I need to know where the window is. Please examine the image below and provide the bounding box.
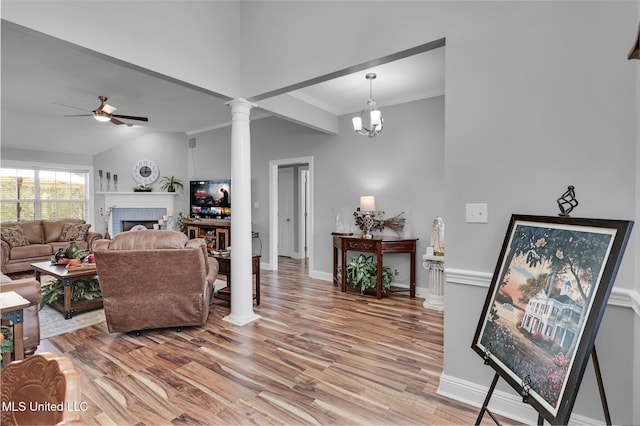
[1,167,90,222]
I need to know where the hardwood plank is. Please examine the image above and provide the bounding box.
[34,257,523,425]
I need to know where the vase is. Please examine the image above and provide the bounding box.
[65,241,81,259]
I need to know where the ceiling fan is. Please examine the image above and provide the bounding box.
[61,96,149,126]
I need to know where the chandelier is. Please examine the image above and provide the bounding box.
[352,73,383,138]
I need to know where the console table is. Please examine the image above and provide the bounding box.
[185,219,231,251]
[333,235,418,299]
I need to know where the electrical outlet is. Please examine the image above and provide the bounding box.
[466,203,488,223]
[394,269,399,276]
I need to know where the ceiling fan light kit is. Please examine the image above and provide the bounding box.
[352,73,384,138]
[93,111,111,122]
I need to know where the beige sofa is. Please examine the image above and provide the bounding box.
[0,219,102,274]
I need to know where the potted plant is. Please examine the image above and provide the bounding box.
[1,325,13,361]
[159,176,184,193]
[344,254,392,293]
[176,212,188,234]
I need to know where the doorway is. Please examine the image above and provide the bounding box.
[268,156,314,272]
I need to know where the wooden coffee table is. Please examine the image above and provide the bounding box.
[31,261,103,319]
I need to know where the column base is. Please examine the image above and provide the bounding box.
[223,312,261,326]
[423,295,444,311]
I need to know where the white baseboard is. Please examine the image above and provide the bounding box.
[311,269,332,282]
[438,373,600,425]
[309,271,430,300]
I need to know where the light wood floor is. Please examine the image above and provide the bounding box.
[36,257,517,425]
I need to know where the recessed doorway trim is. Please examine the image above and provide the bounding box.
[268,156,314,272]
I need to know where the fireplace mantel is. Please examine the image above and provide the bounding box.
[97,192,178,236]
[98,192,177,211]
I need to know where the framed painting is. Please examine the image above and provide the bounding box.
[471,214,633,424]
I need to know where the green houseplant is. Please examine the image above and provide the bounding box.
[176,211,188,234]
[39,277,102,310]
[41,248,100,309]
[159,176,184,192]
[1,325,13,361]
[344,254,392,293]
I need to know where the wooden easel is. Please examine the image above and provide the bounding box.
[475,346,611,426]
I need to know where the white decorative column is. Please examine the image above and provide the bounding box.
[223,98,260,326]
[422,254,445,311]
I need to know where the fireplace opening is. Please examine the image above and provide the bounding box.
[121,220,158,232]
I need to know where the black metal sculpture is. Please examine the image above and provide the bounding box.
[557,185,578,217]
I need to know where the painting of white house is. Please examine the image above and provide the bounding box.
[474,218,620,416]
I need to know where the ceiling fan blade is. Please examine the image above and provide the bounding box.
[110,118,126,125]
[53,102,91,112]
[64,114,93,117]
[111,114,148,122]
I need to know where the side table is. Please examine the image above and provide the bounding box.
[0,291,30,364]
[213,255,261,305]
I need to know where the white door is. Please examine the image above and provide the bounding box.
[278,167,294,257]
[299,169,310,259]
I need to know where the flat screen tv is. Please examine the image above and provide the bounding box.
[189,179,231,219]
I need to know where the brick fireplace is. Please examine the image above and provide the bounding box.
[101,192,177,237]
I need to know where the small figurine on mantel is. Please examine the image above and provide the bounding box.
[431,216,445,256]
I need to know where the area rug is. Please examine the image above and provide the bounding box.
[40,305,105,339]
[39,278,227,339]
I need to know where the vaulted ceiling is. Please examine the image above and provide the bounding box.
[1,20,444,157]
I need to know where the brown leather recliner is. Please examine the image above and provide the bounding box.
[0,274,41,357]
[93,230,219,333]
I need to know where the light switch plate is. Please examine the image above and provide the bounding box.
[466,203,488,223]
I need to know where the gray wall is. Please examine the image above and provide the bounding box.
[190,96,445,292]
[441,3,638,424]
[93,131,190,226]
[1,147,93,166]
[2,1,638,424]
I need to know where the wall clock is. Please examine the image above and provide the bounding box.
[132,159,159,185]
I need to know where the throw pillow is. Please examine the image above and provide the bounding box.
[0,225,31,248]
[60,223,91,241]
